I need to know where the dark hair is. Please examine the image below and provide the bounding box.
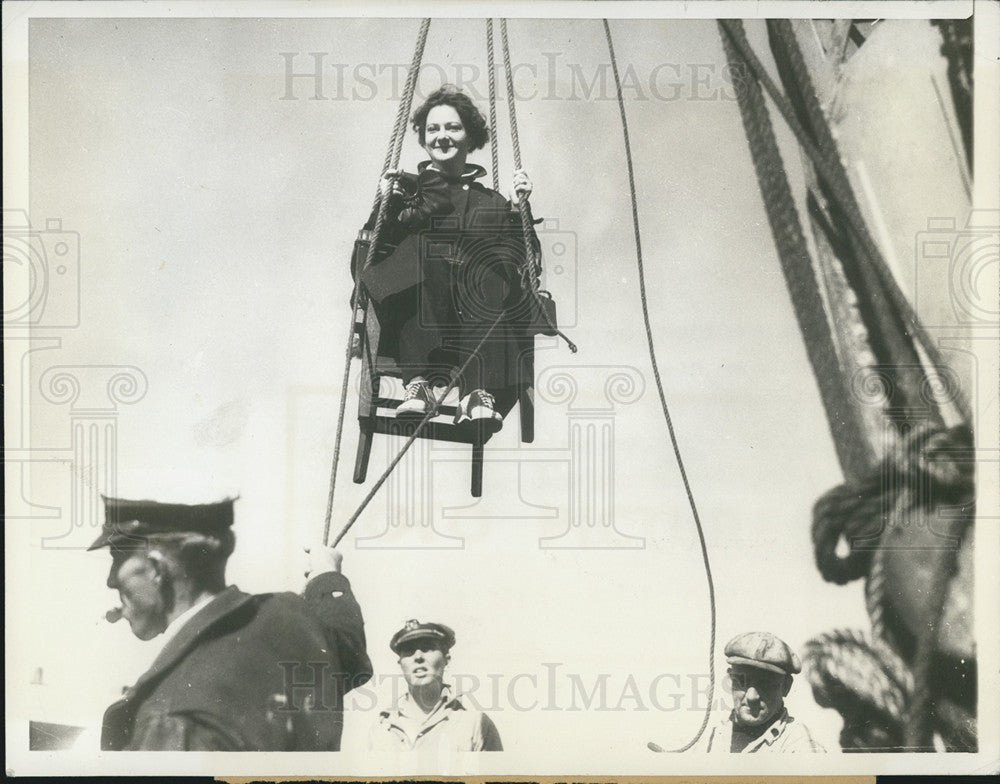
[411,85,489,151]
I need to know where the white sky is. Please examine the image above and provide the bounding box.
[5,1,998,777]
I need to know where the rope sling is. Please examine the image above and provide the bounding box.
[323,19,572,546]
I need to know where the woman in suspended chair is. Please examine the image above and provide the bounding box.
[360,85,538,429]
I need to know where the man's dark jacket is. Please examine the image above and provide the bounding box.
[101,571,372,751]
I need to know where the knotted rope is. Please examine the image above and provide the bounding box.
[803,629,912,750]
[809,423,975,749]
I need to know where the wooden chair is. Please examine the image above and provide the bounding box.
[352,293,534,497]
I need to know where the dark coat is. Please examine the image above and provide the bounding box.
[361,164,529,303]
[100,572,372,751]
[358,163,539,392]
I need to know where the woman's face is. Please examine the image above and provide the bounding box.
[423,104,469,168]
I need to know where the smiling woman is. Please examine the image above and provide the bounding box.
[359,84,537,428]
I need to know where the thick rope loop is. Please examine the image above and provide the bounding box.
[803,628,912,750]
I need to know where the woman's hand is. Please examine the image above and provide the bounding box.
[512,169,533,201]
[379,168,405,199]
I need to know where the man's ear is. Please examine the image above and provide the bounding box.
[146,550,171,585]
[445,651,452,666]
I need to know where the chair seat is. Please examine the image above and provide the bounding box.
[352,294,534,497]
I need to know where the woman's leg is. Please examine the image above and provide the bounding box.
[453,259,511,423]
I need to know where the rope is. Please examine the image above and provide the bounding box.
[865,543,887,640]
[722,21,879,479]
[811,423,975,749]
[803,628,912,750]
[722,20,974,750]
[329,312,506,547]
[600,20,717,754]
[811,472,885,585]
[499,19,539,281]
[499,20,523,170]
[486,19,501,192]
[893,425,974,749]
[718,19,873,487]
[765,20,937,428]
[498,19,576,352]
[323,18,431,545]
[719,19,970,426]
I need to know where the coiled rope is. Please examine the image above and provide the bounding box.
[323,19,431,545]
[601,20,717,754]
[803,628,912,750]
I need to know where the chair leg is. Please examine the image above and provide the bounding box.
[471,439,484,497]
[519,384,535,444]
[354,424,373,484]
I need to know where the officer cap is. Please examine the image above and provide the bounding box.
[725,631,801,675]
[390,619,456,654]
[87,495,236,551]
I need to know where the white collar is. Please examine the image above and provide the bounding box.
[419,161,487,182]
[158,593,217,648]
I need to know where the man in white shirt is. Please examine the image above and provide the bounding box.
[368,619,502,751]
[699,631,825,753]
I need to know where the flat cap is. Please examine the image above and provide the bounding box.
[87,495,236,551]
[390,619,456,654]
[725,631,801,675]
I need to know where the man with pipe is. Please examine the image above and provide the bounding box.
[92,495,372,751]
